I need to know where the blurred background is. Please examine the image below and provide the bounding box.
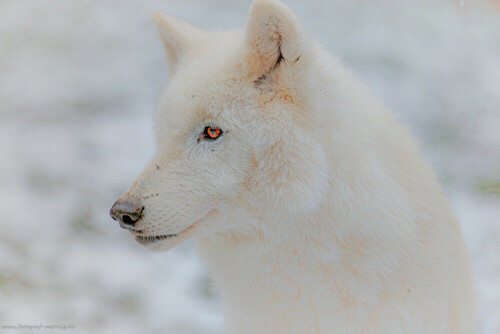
[0,0,499,333]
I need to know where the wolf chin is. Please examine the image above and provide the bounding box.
[109,0,475,333]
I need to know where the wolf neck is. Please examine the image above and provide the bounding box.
[194,208,343,332]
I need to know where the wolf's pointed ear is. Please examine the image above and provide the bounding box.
[245,0,307,78]
[151,10,203,73]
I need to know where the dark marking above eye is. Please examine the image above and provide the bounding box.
[254,74,269,87]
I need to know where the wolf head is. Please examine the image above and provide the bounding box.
[110,0,328,251]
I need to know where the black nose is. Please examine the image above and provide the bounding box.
[110,199,144,226]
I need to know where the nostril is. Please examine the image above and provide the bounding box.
[110,199,144,226]
[121,214,138,225]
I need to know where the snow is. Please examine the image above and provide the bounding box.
[0,0,498,333]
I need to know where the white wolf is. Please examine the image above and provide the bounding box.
[110,0,475,333]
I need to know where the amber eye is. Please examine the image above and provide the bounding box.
[203,126,222,140]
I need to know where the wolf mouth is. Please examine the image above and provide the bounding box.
[135,234,178,245]
[133,209,217,245]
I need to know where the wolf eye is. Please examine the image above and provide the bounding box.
[203,126,222,140]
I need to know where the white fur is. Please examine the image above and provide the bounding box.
[115,1,475,332]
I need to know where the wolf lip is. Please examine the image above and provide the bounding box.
[132,210,216,246]
[135,234,178,244]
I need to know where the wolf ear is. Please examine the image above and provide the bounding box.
[151,10,203,73]
[245,0,307,77]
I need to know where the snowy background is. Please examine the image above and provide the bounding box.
[0,0,499,333]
